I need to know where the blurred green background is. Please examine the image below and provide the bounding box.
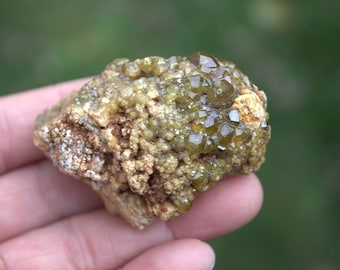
[1,0,339,269]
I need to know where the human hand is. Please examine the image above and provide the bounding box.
[0,79,263,270]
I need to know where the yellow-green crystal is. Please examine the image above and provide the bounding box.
[33,52,271,229]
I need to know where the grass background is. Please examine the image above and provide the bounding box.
[1,0,339,269]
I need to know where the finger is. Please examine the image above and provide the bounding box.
[0,210,173,270]
[0,78,90,174]
[0,159,102,242]
[0,174,262,270]
[119,239,215,270]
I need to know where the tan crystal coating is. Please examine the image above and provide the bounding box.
[33,52,271,229]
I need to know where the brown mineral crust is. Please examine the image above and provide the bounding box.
[33,52,271,229]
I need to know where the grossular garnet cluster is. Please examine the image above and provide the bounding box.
[33,52,271,229]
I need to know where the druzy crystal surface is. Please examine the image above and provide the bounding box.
[33,52,271,229]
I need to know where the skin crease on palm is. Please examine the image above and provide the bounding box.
[0,78,263,270]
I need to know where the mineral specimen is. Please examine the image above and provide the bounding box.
[33,52,271,229]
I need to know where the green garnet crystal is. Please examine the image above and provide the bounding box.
[33,52,271,229]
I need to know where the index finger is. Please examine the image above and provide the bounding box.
[0,78,91,175]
